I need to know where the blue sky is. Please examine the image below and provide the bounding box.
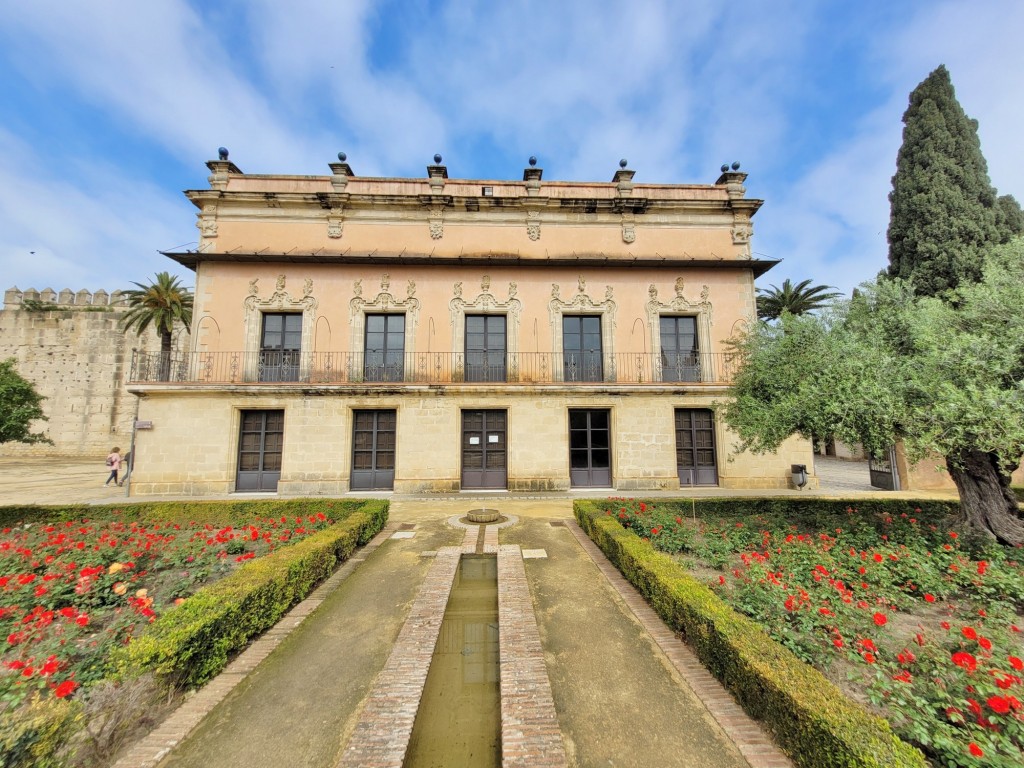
[2,1,1022,297]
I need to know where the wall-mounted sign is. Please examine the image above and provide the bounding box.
[135,420,153,430]
[469,436,480,445]
[488,434,499,443]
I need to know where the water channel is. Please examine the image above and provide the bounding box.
[404,554,501,767]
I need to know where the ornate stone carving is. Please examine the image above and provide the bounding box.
[526,210,541,241]
[453,281,463,298]
[429,206,444,240]
[353,279,362,297]
[732,218,752,258]
[622,222,636,244]
[348,275,421,368]
[449,278,523,360]
[407,279,416,298]
[645,278,713,368]
[327,217,344,239]
[198,204,218,238]
[548,279,618,379]
[243,274,318,376]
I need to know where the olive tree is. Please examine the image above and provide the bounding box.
[722,241,1024,545]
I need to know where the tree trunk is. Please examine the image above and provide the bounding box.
[945,448,1024,546]
[158,331,172,382]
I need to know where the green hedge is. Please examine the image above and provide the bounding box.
[631,496,960,527]
[106,499,387,689]
[575,500,927,768]
[0,498,372,530]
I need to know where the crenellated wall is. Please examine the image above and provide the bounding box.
[1,287,188,457]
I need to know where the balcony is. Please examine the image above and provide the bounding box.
[127,350,739,387]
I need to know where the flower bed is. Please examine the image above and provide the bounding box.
[0,499,387,767]
[606,498,1024,767]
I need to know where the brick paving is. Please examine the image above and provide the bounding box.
[497,544,568,768]
[111,522,400,768]
[565,519,794,768]
[336,546,461,768]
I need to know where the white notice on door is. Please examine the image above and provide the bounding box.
[469,436,480,445]
[488,434,499,443]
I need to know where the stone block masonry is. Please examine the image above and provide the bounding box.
[0,288,187,457]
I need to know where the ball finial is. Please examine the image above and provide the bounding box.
[731,161,740,171]
[721,164,729,173]
[218,147,229,160]
[619,158,628,169]
[529,156,537,167]
[433,153,442,164]
[338,152,347,162]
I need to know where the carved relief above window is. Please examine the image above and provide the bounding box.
[646,278,713,378]
[327,215,344,239]
[429,206,444,240]
[621,211,636,244]
[548,277,617,381]
[449,276,522,359]
[349,273,421,361]
[242,275,318,379]
[526,210,541,241]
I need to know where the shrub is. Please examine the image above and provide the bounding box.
[575,500,927,768]
[107,500,387,689]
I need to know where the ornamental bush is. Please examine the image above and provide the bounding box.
[576,499,928,768]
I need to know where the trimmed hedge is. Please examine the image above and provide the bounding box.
[106,499,387,689]
[0,498,371,530]
[575,500,927,768]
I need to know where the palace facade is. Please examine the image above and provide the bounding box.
[124,152,814,495]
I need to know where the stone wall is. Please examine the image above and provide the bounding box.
[1,287,187,457]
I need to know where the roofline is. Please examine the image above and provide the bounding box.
[162,250,780,277]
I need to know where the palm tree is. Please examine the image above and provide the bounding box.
[120,272,193,379]
[756,279,841,320]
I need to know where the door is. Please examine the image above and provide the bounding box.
[236,410,284,492]
[260,313,302,382]
[569,409,612,487]
[461,410,507,489]
[350,410,396,490]
[676,408,718,486]
[562,316,603,381]
[660,316,699,382]
[465,315,506,382]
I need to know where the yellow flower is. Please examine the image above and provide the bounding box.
[112,582,127,595]
[135,588,148,598]
[108,562,124,575]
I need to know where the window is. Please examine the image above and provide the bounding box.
[364,314,405,382]
[465,315,506,382]
[660,316,699,382]
[260,313,302,382]
[562,316,603,381]
[351,410,396,490]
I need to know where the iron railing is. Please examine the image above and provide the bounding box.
[128,350,740,386]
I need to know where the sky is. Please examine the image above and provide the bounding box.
[1,0,1022,298]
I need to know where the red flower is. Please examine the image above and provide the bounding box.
[977,560,988,575]
[833,637,844,649]
[53,680,78,698]
[893,670,912,683]
[987,696,1010,714]
[962,626,977,640]
[978,637,992,651]
[953,652,978,672]
[873,612,887,626]
[941,621,951,630]
[923,593,935,603]
[1010,656,1023,671]
[873,553,883,563]
[863,652,876,664]
[718,576,726,585]
[968,743,983,757]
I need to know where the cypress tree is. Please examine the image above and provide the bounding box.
[886,65,1002,296]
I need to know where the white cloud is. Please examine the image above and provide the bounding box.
[0,129,194,291]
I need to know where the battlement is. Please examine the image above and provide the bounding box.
[4,287,129,310]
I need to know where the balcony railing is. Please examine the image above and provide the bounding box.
[128,350,740,386]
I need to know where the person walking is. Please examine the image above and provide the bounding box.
[105,447,122,486]
[118,450,132,487]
